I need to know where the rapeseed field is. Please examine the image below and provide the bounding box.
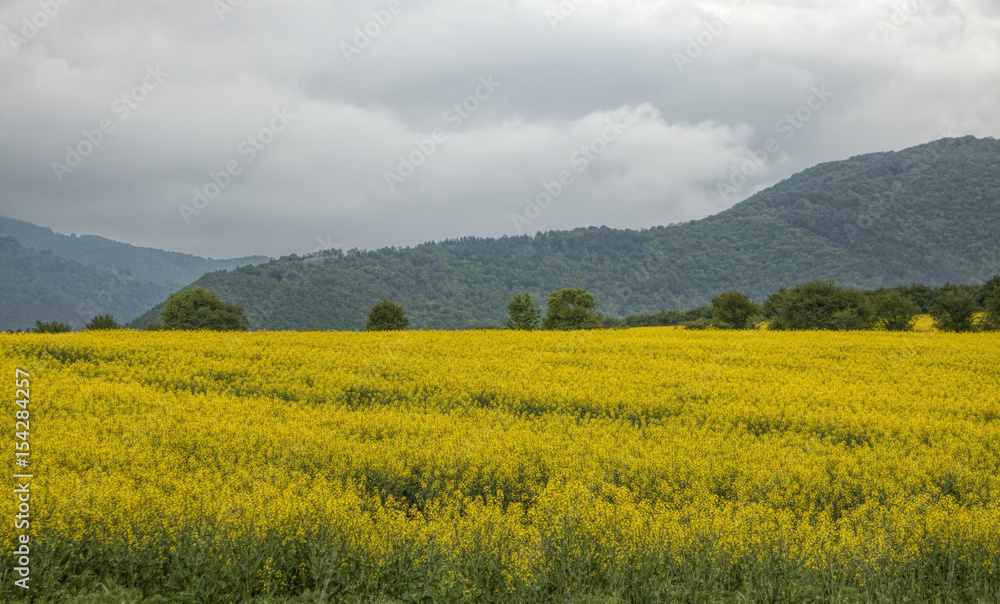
[2,329,998,602]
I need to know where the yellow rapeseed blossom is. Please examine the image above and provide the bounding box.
[1,328,997,598]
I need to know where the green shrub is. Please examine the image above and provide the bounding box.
[365,299,409,331]
[34,320,72,333]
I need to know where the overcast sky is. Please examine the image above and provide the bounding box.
[1,0,997,259]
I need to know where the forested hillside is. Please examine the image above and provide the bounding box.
[0,237,173,331]
[130,136,1000,331]
[0,218,271,330]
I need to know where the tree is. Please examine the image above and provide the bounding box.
[85,314,122,331]
[711,291,759,329]
[162,287,249,331]
[365,299,409,331]
[504,291,541,330]
[930,287,980,332]
[34,320,71,333]
[542,288,603,330]
[871,291,920,331]
[763,280,873,331]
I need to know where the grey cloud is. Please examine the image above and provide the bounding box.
[0,0,997,258]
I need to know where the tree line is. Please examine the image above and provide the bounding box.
[15,276,1000,334]
[371,278,1000,333]
[608,277,1000,333]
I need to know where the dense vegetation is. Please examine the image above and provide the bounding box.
[84,314,122,331]
[128,136,1000,331]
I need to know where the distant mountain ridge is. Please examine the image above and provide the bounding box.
[129,136,1000,331]
[0,218,271,330]
[0,217,269,286]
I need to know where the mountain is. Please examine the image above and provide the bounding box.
[0,217,269,286]
[117,135,996,330]
[0,219,271,331]
[0,237,175,331]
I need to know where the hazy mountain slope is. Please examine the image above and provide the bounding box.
[0,237,173,331]
[125,135,999,330]
[0,217,270,286]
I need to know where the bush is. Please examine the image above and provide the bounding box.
[34,320,72,333]
[162,288,249,331]
[366,299,409,331]
[763,281,873,331]
[871,291,920,331]
[830,308,868,331]
[542,288,603,330]
[930,287,981,332]
[682,318,712,330]
[711,291,758,329]
[85,314,122,331]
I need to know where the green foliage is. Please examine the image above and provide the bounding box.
[711,291,758,329]
[871,291,920,331]
[930,287,981,332]
[829,308,868,331]
[542,288,603,330]
[365,299,409,331]
[606,307,713,329]
[34,320,72,333]
[504,291,541,330]
[85,314,122,331]
[764,281,873,331]
[162,288,249,331]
